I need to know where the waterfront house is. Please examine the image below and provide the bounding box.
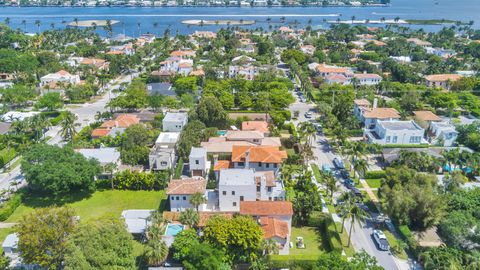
[162,112,188,132]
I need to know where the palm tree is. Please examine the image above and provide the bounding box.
[34,20,41,33]
[143,240,168,266]
[4,17,10,26]
[179,208,199,228]
[346,202,369,246]
[60,111,78,145]
[104,162,118,189]
[338,191,355,233]
[189,192,207,212]
[353,158,369,179]
[263,238,279,255]
[394,16,400,23]
[324,173,338,201]
[21,19,26,32]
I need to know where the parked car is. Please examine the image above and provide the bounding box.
[304,111,312,118]
[340,170,350,179]
[372,230,390,251]
[345,179,355,189]
[322,164,331,173]
[333,157,345,169]
[313,123,322,133]
[351,187,363,198]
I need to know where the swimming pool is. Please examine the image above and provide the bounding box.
[165,223,184,236]
[217,130,227,136]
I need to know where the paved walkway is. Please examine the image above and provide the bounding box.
[359,179,379,203]
[0,222,17,228]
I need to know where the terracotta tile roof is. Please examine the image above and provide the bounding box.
[326,73,349,82]
[101,114,140,129]
[190,69,205,76]
[56,70,71,76]
[354,73,382,79]
[241,121,269,133]
[354,99,371,107]
[170,50,196,57]
[106,51,124,55]
[424,74,463,82]
[260,217,289,239]
[317,64,350,74]
[413,111,442,122]
[166,178,207,195]
[240,201,293,216]
[372,40,386,46]
[213,160,231,171]
[363,108,400,119]
[231,145,287,164]
[178,62,193,68]
[91,128,110,138]
[226,130,264,140]
[255,171,276,187]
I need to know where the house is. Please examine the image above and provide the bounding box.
[253,0,267,6]
[413,110,442,129]
[193,31,217,39]
[1,111,40,122]
[170,50,196,59]
[353,99,371,119]
[426,47,457,59]
[189,147,210,177]
[80,58,109,70]
[146,82,175,96]
[201,131,281,155]
[361,107,401,129]
[316,64,353,79]
[389,56,412,63]
[76,147,121,167]
[299,45,315,55]
[241,121,269,134]
[92,114,140,138]
[40,70,80,87]
[229,65,259,80]
[429,121,458,147]
[425,74,463,91]
[240,201,293,255]
[162,112,188,132]
[353,73,382,85]
[325,74,350,85]
[121,210,155,234]
[166,178,207,212]
[149,132,180,171]
[107,43,135,56]
[406,38,432,48]
[232,55,256,65]
[231,145,287,173]
[365,120,425,145]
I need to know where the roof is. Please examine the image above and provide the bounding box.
[166,178,207,195]
[326,73,349,82]
[382,148,443,163]
[354,99,371,107]
[226,130,264,140]
[76,147,120,164]
[354,73,382,79]
[255,171,275,187]
[379,120,423,131]
[189,147,206,158]
[425,74,463,82]
[146,83,174,96]
[413,111,442,122]
[213,160,231,171]
[121,210,154,234]
[91,128,111,137]
[260,217,289,239]
[363,108,400,119]
[231,145,287,164]
[163,112,188,123]
[101,114,140,129]
[155,132,180,144]
[406,38,432,46]
[219,169,255,186]
[240,201,293,216]
[317,64,350,74]
[170,50,196,57]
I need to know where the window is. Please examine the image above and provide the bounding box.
[240,196,244,201]
[233,202,237,207]
[392,136,398,143]
[183,196,186,200]
[238,162,245,166]
[171,197,175,201]
[253,139,259,143]
[273,163,278,168]
[269,197,272,201]
[176,196,180,200]
[267,187,272,192]
[222,191,226,195]
[386,136,391,143]
[256,186,260,192]
[232,191,235,195]
[258,162,262,167]
[195,160,199,165]
[266,163,270,168]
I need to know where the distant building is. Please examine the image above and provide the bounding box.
[353,73,382,86]
[40,70,81,88]
[425,74,463,91]
[146,82,175,96]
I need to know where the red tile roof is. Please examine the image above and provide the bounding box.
[231,146,287,164]
[91,128,110,138]
[363,108,400,119]
[166,178,207,195]
[213,160,231,171]
[241,121,269,133]
[240,201,293,216]
[413,111,442,122]
[260,217,289,239]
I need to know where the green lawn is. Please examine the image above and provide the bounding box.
[383,230,408,260]
[335,222,356,257]
[365,178,382,189]
[311,164,322,182]
[6,190,166,222]
[290,226,328,257]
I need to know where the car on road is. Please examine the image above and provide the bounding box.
[372,230,390,251]
[313,123,322,133]
[345,178,355,189]
[351,187,363,198]
[304,111,313,118]
[340,170,350,179]
[333,157,345,169]
[322,164,332,174]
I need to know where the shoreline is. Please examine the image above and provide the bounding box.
[182,19,255,25]
[67,19,120,27]
[0,4,390,8]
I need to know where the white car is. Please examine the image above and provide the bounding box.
[304,112,313,118]
[372,230,390,251]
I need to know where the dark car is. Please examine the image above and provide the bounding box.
[345,179,355,189]
[351,187,363,198]
[340,170,350,179]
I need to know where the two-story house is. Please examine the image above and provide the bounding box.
[231,145,288,174]
[149,132,180,171]
[166,178,207,212]
[162,112,188,132]
[429,121,458,147]
[189,147,210,177]
[424,74,463,91]
[365,120,425,145]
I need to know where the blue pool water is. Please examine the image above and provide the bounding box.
[217,130,227,136]
[165,224,184,236]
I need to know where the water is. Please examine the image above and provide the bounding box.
[0,0,479,36]
[165,223,184,236]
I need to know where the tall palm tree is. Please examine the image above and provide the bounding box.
[353,158,369,179]
[143,240,168,266]
[338,191,355,233]
[21,19,26,32]
[179,208,199,228]
[104,162,118,189]
[324,173,338,201]
[60,111,78,145]
[346,202,369,246]
[34,20,41,33]
[189,192,207,212]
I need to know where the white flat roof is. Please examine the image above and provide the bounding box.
[219,169,255,186]
[77,147,120,164]
[156,132,180,144]
[163,112,187,122]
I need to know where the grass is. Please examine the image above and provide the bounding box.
[311,164,322,182]
[6,190,166,222]
[405,19,466,25]
[335,222,356,257]
[5,156,22,173]
[290,226,328,257]
[365,178,382,189]
[383,230,408,260]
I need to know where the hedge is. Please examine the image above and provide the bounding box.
[268,256,317,269]
[364,170,387,179]
[0,193,22,221]
[174,158,184,179]
[398,224,418,255]
[382,144,429,148]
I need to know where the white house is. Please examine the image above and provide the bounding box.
[40,70,81,87]
[162,112,188,132]
[76,147,121,167]
[166,178,207,212]
[353,73,382,86]
[430,121,458,147]
[365,120,425,145]
[361,107,401,129]
[189,147,210,177]
[218,169,257,212]
[149,132,180,171]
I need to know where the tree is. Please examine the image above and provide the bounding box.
[281,49,306,64]
[120,124,154,165]
[21,144,101,196]
[64,216,136,269]
[35,92,63,111]
[180,208,200,228]
[108,79,148,111]
[173,76,198,96]
[324,173,338,201]
[144,240,169,267]
[16,207,77,269]
[292,170,321,225]
[60,111,78,144]
[263,238,279,255]
[316,251,383,269]
[104,162,118,189]
[189,192,207,212]
[203,215,263,263]
[196,96,228,128]
[171,229,200,261]
[353,158,369,179]
[346,203,369,246]
[183,243,227,270]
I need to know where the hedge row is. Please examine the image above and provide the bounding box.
[364,170,387,179]
[0,193,22,221]
[314,213,343,254]
[174,158,184,179]
[398,224,419,255]
[268,257,317,269]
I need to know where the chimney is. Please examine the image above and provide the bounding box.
[373,98,378,109]
[245,150,250,169]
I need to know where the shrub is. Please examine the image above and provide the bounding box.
[174,158,184,179]
[268,257,317,269]
[364,170,387,179]
[113,170,167,190]
[0,193,22,221]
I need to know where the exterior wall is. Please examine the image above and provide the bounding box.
[357,77,382,85]
[218,184,256,212]
[169,194,193,212]
[368,124,424,145]
[189,154,208,172]
[162,119,187,132]
[233,162,281,174]
[149,148,175,170]
[426,80,450,90]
